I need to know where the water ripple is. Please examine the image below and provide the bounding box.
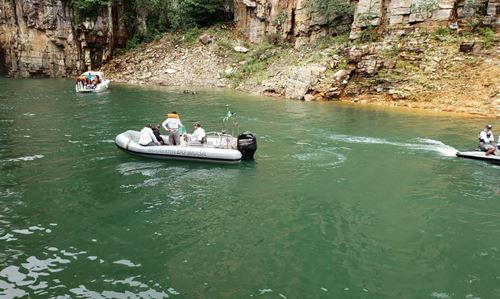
[113,260,141,268]
[70,283,178,298]
[330,134,459,156]
[0,245,175,298]
[1,155,44,163]
[116,162,172,177]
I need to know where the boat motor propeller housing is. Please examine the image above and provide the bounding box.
[237,132,257,160]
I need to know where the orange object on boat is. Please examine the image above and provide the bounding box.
[166,113,179,119]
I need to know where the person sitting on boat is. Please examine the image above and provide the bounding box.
[152,123,165,145]
[162,111,184,146]
[76,75,87,87]
[478,124,496,155]
[187,121,206,145]
[139,124,161,146]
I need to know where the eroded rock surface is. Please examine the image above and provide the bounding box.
[0,0,127,77]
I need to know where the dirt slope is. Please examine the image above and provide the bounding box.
[100,29,499,118]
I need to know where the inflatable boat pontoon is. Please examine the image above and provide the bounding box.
[456,151,500,165]
[115,130,257,164]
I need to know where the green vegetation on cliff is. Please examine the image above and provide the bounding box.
[70,0,232,47]
[70,0,111,17]
[127,0,232,46]
[309,0,354,24]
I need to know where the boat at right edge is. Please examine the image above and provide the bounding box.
[456,151,500,165]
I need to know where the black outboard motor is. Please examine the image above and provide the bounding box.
[237,132,257,160]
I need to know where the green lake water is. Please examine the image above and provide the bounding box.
[0,78,499,298]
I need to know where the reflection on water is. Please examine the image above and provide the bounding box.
[0,78,499,298]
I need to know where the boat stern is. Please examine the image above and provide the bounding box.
[237,132,257,160]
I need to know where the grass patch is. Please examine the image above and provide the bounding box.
[358,27,382,43]
[377,69,402,81]
[429,27,457,44]
[225,42,283,85]
[380,45,401,58]
[432,26,451,37]
[395,60,420,72]
[315,32,350,50]
[337,57,348,70]
[477,27,495,48]
[183,27,202,44]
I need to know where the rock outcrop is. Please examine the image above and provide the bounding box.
[350,0,498,38]
[234,0,352,47]
[100,35,231,88]
[0,0,127,78]
[1,0,497,82]
[231,0,497,104]
[234,0,498,43]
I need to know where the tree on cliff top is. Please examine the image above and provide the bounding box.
[70,0,231,29]
[309,0,355,25]
[126,0,232,45]
[168,0,233,29]
[70,0,112,16]
[129,0,232,29]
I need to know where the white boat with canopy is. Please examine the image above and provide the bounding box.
[75,71,110,93]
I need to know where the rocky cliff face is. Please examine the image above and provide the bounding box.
[350,0,498,37]
[1,0,497,79]
[234,0,352,47]
[234,0,498,43]
[0,0,127,78]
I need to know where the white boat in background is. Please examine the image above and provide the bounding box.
[75,71,110,93]
[456,151,500,165]
[115,130,257,164]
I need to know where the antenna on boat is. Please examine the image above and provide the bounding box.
[222,105,239,137]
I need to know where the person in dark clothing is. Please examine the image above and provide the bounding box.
[152,123,166,145]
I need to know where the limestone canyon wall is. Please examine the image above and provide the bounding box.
[234,0,353,47]
[0,0,127,78]
[350,0,498,38]
[0,0,497,78]
[234,0,498,44]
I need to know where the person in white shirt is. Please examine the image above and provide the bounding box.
[188,122,206,145]
[139,125,160,146]
[162,111,184,146]
[478,124,495,155]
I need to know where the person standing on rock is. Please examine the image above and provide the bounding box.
[478,124,496,155]
[162,111,184,146]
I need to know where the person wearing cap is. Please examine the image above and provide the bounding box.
[187,121,206,145]
[162,111,184,146]
[478,124,496,155]
[139,124,161,146]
